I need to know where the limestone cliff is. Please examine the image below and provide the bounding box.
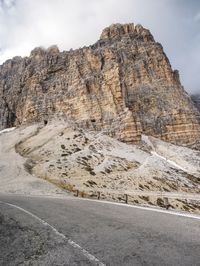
[191,94,200,112]
[0,23,200,147]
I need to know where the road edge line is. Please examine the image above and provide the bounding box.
[0,200,106,266]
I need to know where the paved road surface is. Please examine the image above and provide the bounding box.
[0,193,200,266]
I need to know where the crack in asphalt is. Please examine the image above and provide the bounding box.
[0,200,106,266]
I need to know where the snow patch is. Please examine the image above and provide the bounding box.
[151,151,187,172]
[0,127,16,135]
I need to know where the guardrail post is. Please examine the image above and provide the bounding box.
[97,191,100,200]
[125,194,128,204]
[163,197,170,209]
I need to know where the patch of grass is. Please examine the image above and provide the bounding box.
[82,156,89,161]
[24,159,36,174]
[89,193,97,198]
[140,196,149,202]
[156,197,164,207]
[163,187,170,192]
[42,176,75,193]
[83,163,96,176]
[73,134,81,139]
[89,171,96,176]
[84,165,92,171]
[87,180,97,186]
[105,168,112,174]
[74,147,81,152]
[84,137,89,144]
[166,181,177,190]
[79,191,86,197]
[182,204,190,211]
[62,182,76,192]
[79,160,88,166]
[117,197,123,201]
[186,174,200,184]
[89,145,96,152]
[61,173,68,176]
[139,184,144,190]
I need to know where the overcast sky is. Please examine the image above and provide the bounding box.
[0,0,199,93]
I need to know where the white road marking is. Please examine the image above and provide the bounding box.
[1,192,200,221]
[69,197,200,221]
[0,201,106,266]
[85,199,200,220]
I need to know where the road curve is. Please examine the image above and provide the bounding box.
[0,193,200,266]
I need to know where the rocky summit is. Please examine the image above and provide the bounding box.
[0,23,200,148]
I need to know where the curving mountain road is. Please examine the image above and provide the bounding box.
[0,193,200,266]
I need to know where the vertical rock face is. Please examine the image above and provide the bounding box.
[0,23,200,147]
[191,94,200,112]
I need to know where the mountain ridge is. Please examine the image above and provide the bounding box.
[0,23,199,148]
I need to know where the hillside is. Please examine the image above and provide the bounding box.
[1,120,200,213]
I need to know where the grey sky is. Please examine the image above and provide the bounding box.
[0,0,199,93]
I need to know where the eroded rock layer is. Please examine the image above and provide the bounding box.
[0,23,200,147]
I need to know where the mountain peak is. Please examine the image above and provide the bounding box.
[100,23,154,42]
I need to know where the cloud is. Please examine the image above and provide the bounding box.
[0,0,199,93]
[194,12,200,22]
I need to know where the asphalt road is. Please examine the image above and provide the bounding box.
[0,194,200,266]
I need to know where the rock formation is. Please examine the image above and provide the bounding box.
[191,94,200,112]
[0,23,200,147]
